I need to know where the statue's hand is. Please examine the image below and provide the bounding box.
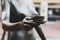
[32,16,45,25]
[24,22,38,31]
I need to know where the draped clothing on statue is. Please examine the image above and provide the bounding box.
[2,0,38,40]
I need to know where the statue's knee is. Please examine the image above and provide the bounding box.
[16,30,26,38]
[11,30,27,40]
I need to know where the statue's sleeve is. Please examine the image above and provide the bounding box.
[2,0,10,23]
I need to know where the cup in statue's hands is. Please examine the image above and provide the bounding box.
[31,15,45,25]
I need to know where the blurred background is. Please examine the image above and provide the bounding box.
[0,0,60,40]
